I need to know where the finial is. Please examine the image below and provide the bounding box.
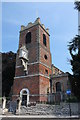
[21,25,25,31]
[42,24,45,29]
[35,17,41,24]
[28,22,32,26]
[46,28,49,33]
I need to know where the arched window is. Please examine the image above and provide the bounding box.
[25,32,31,44]
[43,34,47,46]
[56,82,61,92]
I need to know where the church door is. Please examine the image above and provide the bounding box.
[22,91,27,106]
[20,88,29,106]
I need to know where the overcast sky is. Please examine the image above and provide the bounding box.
[2,2,78,74]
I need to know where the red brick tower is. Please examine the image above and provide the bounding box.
[13,18,52,104]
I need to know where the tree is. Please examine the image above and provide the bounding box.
[74,1,80,11]
[2,51,16,97]
[68,35,80,100]
[68,1,80,100]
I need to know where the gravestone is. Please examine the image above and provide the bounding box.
[2,97,6,114]
[18,97,22,114]
[8,101,17,114]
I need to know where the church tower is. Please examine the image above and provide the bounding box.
[13,18,52,104]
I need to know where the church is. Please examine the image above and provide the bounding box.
[12,18,70,105]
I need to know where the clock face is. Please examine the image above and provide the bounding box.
[22,50,27,59]
[19,47,28,61]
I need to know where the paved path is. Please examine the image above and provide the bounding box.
[0,115,80,120]
[1,118,80,120]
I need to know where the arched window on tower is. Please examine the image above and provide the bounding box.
[56,82,61,92]
[43,34,47,46]
[25,32,31,44]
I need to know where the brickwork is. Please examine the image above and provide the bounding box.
[39,64,51,76]
[50,73,70,93]
[39,76,50,102]
[13,76,40,101]
[40,27,50,50]
[13,18,52,102]
[19,25,38,49]
[15,66,24,76]
[39,46,51,67]
[51,64,64,75]
[28,64,39,75]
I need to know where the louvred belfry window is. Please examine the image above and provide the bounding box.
[25,32,31,44]
[43,34,47,46]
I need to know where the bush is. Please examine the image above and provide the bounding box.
[66,96,78,103]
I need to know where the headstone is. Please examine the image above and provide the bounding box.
[8,101,17,114]
[2,97,6,114]
[18,97,22,114]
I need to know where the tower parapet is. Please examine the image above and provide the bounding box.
[20,18,49,35]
